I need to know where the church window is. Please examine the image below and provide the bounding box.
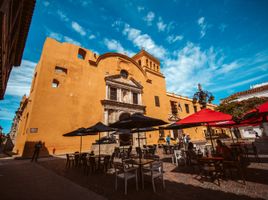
[133,93,138,104]
[155,96,160,107]
[31,72,37,92]
[193,105,197,113]
[138,60,141,66]
[110,87,117,101]
[52,79,60,88]
[146,59,148,66]
[78,48,86,59]
[120,70,128,79]
[55,66,67,74]
[150,61,152,68]
[185,104,190,113]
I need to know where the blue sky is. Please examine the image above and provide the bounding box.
[0,0,268,133]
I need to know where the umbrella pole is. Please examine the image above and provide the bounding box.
[230,128,235,144]
[80,135,82,154]
[99,132,100,156]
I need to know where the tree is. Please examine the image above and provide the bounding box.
[216,97,268,120]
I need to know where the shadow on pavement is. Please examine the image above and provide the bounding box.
[39,157,265,200]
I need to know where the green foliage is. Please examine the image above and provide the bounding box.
[216,97,268,119]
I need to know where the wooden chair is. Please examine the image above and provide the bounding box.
[114,161,138,195]
[142,161,165,192]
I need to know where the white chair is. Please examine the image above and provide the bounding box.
[172,150,186,166]
[143,161,165,192]
[114,161,138,195]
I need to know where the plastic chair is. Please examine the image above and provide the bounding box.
[172,150,186,166]
[142,161,165,192]
[114,161,138,195]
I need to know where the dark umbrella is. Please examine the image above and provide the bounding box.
[131,127,158,146]
[63,127,88,153]
[85,122,116,157]
[110,113,168,153]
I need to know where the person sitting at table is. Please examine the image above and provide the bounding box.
[187,142,198,165]
[215,139,233,160]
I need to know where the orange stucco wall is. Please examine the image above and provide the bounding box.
[14,38,218,157]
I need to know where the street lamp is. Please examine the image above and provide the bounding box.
[193,83,214,109]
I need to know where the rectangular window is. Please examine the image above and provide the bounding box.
[133,93,138,104]
[185,104,189,113]
[55,66,67,74]
[155,96,160,107]
[170,101,177,115]
[110,87,117,101]
[30,128,38,133]
[193,105,197,113]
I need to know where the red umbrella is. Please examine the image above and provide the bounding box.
[176,108,233,150]
[176,108,232,125]
[257,101,268,113]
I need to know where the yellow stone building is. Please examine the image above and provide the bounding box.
[14,38,217,157]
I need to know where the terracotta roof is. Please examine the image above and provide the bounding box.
[223,84,268,101]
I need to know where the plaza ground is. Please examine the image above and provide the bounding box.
[0,150,268,200]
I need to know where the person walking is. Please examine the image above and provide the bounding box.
[31,141,42,162]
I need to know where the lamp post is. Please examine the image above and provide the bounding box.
[193,83,214,109]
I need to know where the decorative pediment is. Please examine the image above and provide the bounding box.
[105,75,143,89]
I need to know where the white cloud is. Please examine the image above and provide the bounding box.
[197,17,207,38]
[137,6,145,12]
[166,35,183,43]
[89,34,96,39]
[57,10,69,22]
[123,24,166,59]
[71,21,86,36]
[63,36,81,46]
[162,42,221,96]
[157,17,167,32]
[104,38,134,57]
[219,23,227,32]
[48,32,62,41]
[5,60,36,97]
[143,11,155,25]
[43,1,50,7]
[48,31,82,46]
[212,74,268,92]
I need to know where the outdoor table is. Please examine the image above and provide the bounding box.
[126,158,155,189]
[198,156,224,183]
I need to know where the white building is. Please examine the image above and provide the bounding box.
[222,83,268,139]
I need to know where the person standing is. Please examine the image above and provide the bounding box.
[166,135,171,145]
[31,141,42,162]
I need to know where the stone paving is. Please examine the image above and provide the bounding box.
[0,157,106,200]
[0,151,268,200]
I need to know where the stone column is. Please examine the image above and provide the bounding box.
[118,88,122,102]
[138,93,142,105]
[104,109,109,125]
[106,85,109,99]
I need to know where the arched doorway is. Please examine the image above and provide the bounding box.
[119,112,132,146]
[119,112,130,120]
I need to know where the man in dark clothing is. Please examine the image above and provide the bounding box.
[31,141,42,162]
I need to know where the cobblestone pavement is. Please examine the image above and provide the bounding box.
[1,152,268,200]
[0,157,106,200]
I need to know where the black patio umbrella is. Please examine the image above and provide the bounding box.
[63,127,88,153]
[164,122,202,130]
[85,122,116,157]
[110,113,168,151]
